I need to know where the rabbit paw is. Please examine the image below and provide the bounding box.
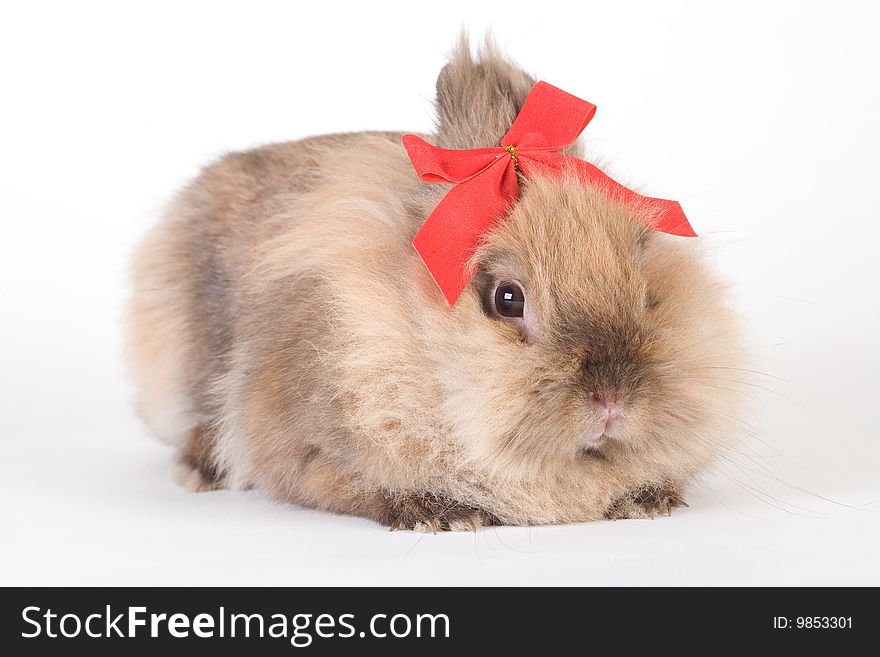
[381,492,497,533]
[175,424,223,492]
[174,460,222,492]
[604,483,688,520]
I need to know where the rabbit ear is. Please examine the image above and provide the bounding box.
[433,33,536,150]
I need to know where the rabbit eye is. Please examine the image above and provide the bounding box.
[493,282,525,318]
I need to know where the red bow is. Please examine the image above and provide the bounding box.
[403,81,696,306]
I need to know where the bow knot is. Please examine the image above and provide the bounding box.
[503,144,520,170]
[403,81,696,307]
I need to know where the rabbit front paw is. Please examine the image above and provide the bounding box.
[379,491,498,533]
[604,482,688,520]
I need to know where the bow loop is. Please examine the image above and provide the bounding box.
[402,134,505,185]
[502,81,597,150]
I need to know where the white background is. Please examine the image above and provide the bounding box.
[2,0,878,585]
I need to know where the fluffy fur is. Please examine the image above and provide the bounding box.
[126,38,746,530]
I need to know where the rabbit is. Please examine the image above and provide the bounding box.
[126,36,747,531]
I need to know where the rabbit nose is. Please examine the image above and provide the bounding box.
[589,392,622,433]
[588,391,621,411]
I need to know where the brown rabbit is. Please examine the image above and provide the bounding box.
[127,37,746,531]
